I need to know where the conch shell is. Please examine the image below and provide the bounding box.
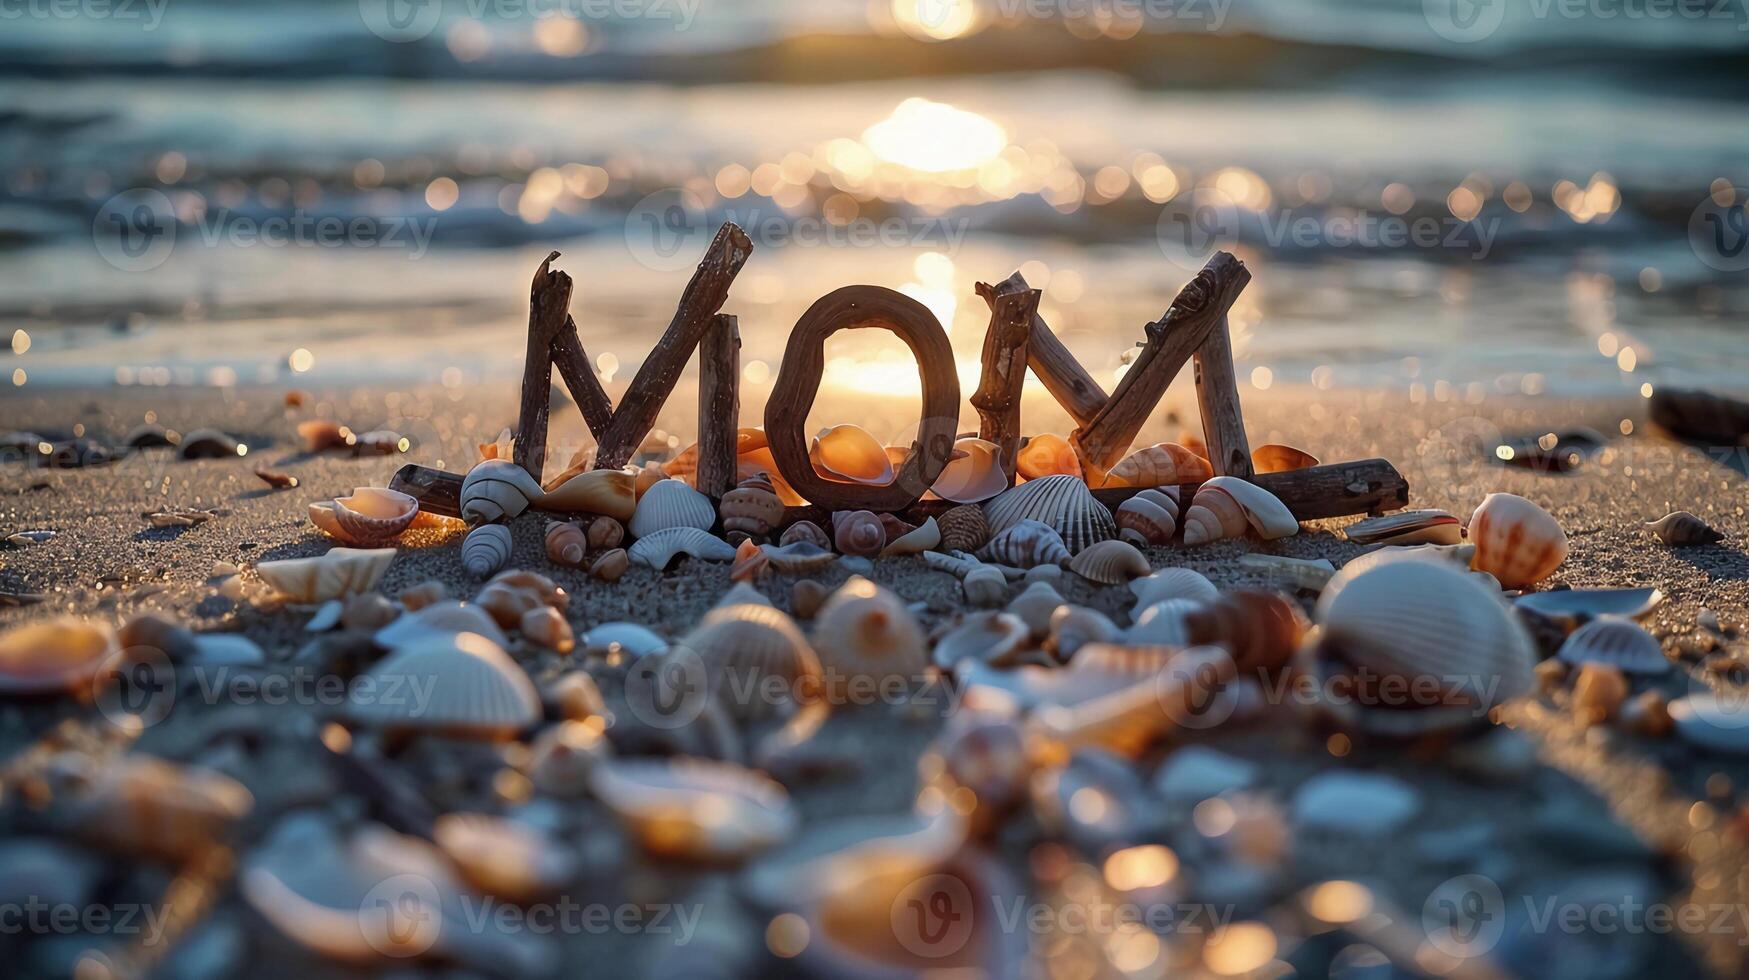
[1181,476,1298,545]
[1094,443,1212,489]
[460,460,544,524]
[538,468,636,522]
[1115,487,1179,546]
[810,424,893,485]
[1467,493,1567,589]
[462,524,513,577]
[258,548,396,602]
[929,437,1008,504]
[1016,433,1081,481]
[332,487,419,545]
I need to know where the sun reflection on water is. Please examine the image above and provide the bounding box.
[862,98,1008,174]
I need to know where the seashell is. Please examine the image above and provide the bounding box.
[1096,442,1212,489]
[4,529,56,546]
[461,523,513,577]
[629,527,735,569]
[118,612,197,661]
[809,424,893,485]
[1069,539,1151,585]
[1124,598,1199,646]
[1005,581,1067,638]
[527,720,611,797]
[305,598,344,633]
[812,576,928,685]
[934,612,1030,669]
[716,581,773,609]
[830,509,886,557]
[762,540,838,575]
[590,548,629,581]
[1646,510,1723,547]
[1344,509,1462,547]
[580,622,667,660]
[780,520,830,550]
[921,712,1030,830]
[460,459,544,524]
[349,631,540,739]
[590,758,797,861]
[790,579,830,619]
[332,487,419,545]
[1669,694,1749,755]
[979,519,1071,568]
[67,756,252,862]
[938,503,992,552]
[434,813,577,904]
[1116,487,1179,546]
[124,422,178,448]
[1237,553,1336,593]
[398,580,448,611]
[880,516,940,556]
[544,520,587,566]
[632,461,667,499]
[1515,587,1663,626]
[374,601,510,651]
[520,606,575,654]
[1558,617,1668,674]
[256,467,299,489]
[0,619,118,697]
[1066,643,1177,680]
[1016,433,1082,481]
[1047,605,1119,660]
[584,515,625,552]
[477,427,514,461]
[258,547,396,602]
[1184,590,1307,676]
[984,474,1115,552]
[1129,567,1218,608]
[538,468,637,521]
[677,603,821,720]
[178,427,242,459]
[924,549,982,578]
[629,478,717,539]
[719,474,785,538]
[1252,443,1319,474]
[963,565,1009,607]
[1027,647,1236,762]
[340,593,398,631]
[1572,663,1628,726]
[307,500,351,542]
[1182,476,1299,545]
[1468,492,1567,589]
[730,538,769,581]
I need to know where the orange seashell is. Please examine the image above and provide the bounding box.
[809,425,894,486]
[297,419,348,454]
[520,606,575,654]
[0,619,118,696]
[398,580,448,611]
[1252,444,1319,474]
[1178,431,1209,462]
[738,447,806,506]
[1184,591,1307,677]
[1468,492,1568,589]
[1096,443,1213,489]
[929,438,1008,504]
[731,538,770,581]
[478,428,514,462]
[1017,434,1081,481]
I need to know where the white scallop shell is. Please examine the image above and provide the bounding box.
[880,516,941,556]
[1558,617,1669,674]
[812,575,928,684]
[1068,539,1151,585]
[933,612,1030,669]
[982,474,1116,553]
[1128,567,1218,608]
[629,478,717,539]
[676,603,822,720]
[1124,598,1199,646]
[348,631,540,738]
[374,601,511,651]
[1182,476,1299,545]
[590,758,797,861]
[629,527,736,569]
[460,459,544,524]
[461,523,512,578]
[258,547,396,603]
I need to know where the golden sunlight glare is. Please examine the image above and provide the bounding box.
[862,98,1007,174]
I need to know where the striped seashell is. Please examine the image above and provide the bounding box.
[924,549,982,578]
[1116,488,1179,546]
[810,424,893,485]
[539,468,637,521]
[720,474,785,538]
[374,601,510,650]
[831,510,886,557]
[1129,567,1218,608]
[1124,598,1200,646]
[332,487,418,545]
[1558,617,1669,674]
[1251,443,1319,474]
[630,479,716,539]
[1238,553,1336,593]
[462,524,512,577]
[460,459,544,524]
[763,541,837,575]
[1468,493,1567,589]
[780,520,830,550]
[677,603,822,720]
[1184,590,1307,676]
[0,619,117,697]
[520,606,574,654]
[589,548,629,581]
[584,515,625,552]
[1005,581,1067,638]
[979,519,1071,569]
[67,756,252,863]
[983,474,1115,553]
[1068,539,1150,585]
[1345,510,1462,547]
[544,520,587,566]
[1182,476,1299,545]
[731,538,769,581]
[963,565,1009,607]
[629,527,736,569]
[938,504,991,553]
[434,813,577,904]
[1016,433,1082,481]
[349,631,540,739]
[881,516,940,556]
[812,576,928,685]
[259,547,396,602]
[1096,443,1212,489]
[591,757,797,861]
[928,437,1009,504]
[1047,605,1119,660]
[934,612,1030,669]
[1646,510,1723,547]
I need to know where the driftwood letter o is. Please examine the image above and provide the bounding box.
[764,285,961,512]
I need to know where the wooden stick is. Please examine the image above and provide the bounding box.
[695,314,741,498]
[971,285,1039,486]
[513,251,574,480]
[593,223,753,470]
[550,316,614,441]
[1194,314,1253,478]
[1072,252,1249,472]
[977,272,1108,427]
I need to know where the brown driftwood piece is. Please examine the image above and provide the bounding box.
[592,223,753,470]
[763,285,961,512]
[1194,314,1253,478]
[390,463,464,517]
[977,272,1108,427]
[971,285,1039,485]
[1071,252,1249,473]
[550,316,614,440]
[695,314,741,498]
[513,251,575,479]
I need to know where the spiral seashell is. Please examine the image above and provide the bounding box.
[591,758,796,861]
[462,524,513,577]
[1558,617,1669,674]
[1116,488,1179,546]
[259,547,396,602]
[629,527,736,569]
[520,606,575,654]
[831,510,886,557]
[1182,476,1299,545]
[938,504,992,553]
[1128,567,1218,608]
[332,487,419,545]
[780,520,830,550]
[460,459,544,525]
[590,548,629,581]
[881,517,940,556]
[627,478,716,540]
[537,468,637,522]
[66,756,252,863]
[731,538,769,581]
[812,576,928,685]
[934,612,1030,669]
[809,424,894,485]
[349,630,541,739]
[1096,443,1212,489]
[1047,606,1119,660]
[983,474,1115,553]
[1251,443,1319,474]
[1016,433,1082,481]
[979,519,1071,569]
[720,474,785,538]
[1069,539,1151,585]
[963,565,1009,608]
[678,603,822,720]
[1184,590,1307,676]
[1468,492,1567,589]
[0,619,117,696]
[1646,510,1723,547]
[1005,581,1067,638]
[1345,509,1462,547]
[544,520,587,566]
[580,515,624,553]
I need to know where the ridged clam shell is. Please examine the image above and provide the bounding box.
[933,612,1030,669]
[259,547,396,602]
[880,516,940,556]
[1069,539,1150,585]
[1183,476,1299,545]
[1558,617,1669,674]
[1005,581,1067,638]
[812,576,928,684]
[1468,492,1567,589]
[1647,510,1723,547]
[963,565,1009,607]
[1251,443,1319,474]
[984,474,1115,553]
[1129,567,1218,608]
[332,487,418,545]
[810,424,893,485]
[1345,509,1462,547]
[348,631,540,738]
[538,468,637,521]
[544,520,587,566]
[677,603,822,720]
[1116,488,1179,546]
[929,437,1008,504]
[762,541,838,575]
[1048,606,1119,660]
[460,459,544,524]
[629,527,736,569]
[720,475,785,537]
[780,520,830,549]
[462,524,512,577]
[1016,433,1081,481]
[979,519,1071,568]
[938,503,992,552]
[629,479,717,539]
[830,510,885,557]
[375,600,510,650]
[1096,443,1212,489]
[590,758,797,861]
[1124,598,1199,646]
[0,619,117,696]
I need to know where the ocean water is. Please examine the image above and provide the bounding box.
[2,0,1746,408]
